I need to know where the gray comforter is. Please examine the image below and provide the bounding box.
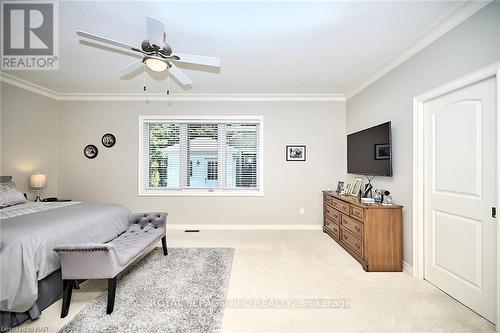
[0,202,130,312]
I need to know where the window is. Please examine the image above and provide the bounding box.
[207,161,218,181]
[140,116,263,196]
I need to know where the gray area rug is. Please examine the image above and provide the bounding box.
[58,248,234,333]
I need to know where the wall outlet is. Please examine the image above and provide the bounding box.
[299,208,305,215]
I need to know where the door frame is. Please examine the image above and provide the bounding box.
[412,61,500,327]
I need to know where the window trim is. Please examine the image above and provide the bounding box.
[138,115,264,197]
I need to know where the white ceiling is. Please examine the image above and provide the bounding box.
[3,1,463,95]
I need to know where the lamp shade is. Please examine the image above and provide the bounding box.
[30,173,47,188]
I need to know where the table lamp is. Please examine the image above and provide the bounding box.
[30,173,47,202]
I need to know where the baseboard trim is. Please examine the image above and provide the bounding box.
[166,224,323,231]
[403,261,413,275]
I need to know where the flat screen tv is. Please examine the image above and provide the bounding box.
[347,122,392,176]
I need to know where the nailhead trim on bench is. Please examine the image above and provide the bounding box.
[56,248,110,252]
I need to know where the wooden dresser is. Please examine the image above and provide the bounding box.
[323,191,403,272]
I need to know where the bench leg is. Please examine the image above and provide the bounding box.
[107,277,117,314]
[161,235,168,256]
[61,279,74,318]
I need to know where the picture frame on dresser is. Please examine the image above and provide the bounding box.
[350,177,363,196]
[336,181,344,194]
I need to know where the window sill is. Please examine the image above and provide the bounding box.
[138,190,264,197]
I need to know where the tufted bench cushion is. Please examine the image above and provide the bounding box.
[112,212,167,264]
[54,212,168,317]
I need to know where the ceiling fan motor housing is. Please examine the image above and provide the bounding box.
[141,40,172,56]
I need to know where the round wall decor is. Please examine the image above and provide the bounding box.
[84,144,98,159]
[102,133,116,148]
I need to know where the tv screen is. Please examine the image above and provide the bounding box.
[347,122,392,176]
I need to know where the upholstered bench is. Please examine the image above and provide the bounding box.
[54,212,168,317]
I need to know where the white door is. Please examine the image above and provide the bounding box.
[424,77,497,323]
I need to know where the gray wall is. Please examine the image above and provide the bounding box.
[0,83,60,199]
[346,2,500,265]
[56,100,346,226]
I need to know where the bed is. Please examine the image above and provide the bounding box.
[0,201,131,331]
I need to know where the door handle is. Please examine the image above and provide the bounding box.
[493,207,497,219]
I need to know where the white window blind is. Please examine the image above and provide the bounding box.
[225,124,258,189]
[140,117,263,195]
[144,122,180,189]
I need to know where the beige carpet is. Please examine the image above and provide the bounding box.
[17,230,495,333]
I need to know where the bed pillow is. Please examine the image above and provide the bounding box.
[0,175,13,183]
[0,183,27,209]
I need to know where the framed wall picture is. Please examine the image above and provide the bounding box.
[286,145,306,161]
[375,144,391,160]
[102,133,116,148]
[350,177,363,196]
[84,144,98,159]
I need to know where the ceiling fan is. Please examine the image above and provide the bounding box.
[76,16,220,86]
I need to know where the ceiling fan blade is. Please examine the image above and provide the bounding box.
[76,30,143,53]
[168,63,192,86]
[118,59,143,73]
[146,16,165,48]
[172,53,220,67]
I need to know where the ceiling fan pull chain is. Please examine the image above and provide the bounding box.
[143,66,147,93]
[166,70,170,96]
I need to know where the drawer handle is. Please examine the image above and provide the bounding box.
[325,221,329,225]
[355,226,361,232]
[343,235,348,240]
[354,211,360,216]
[356,244,360,249]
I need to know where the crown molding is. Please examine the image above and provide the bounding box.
[57,93,345,102]
[0,73,345,102]
[0,72,59,100]
[345,0,492,100]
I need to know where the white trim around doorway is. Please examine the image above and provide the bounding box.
[412,61,500,328]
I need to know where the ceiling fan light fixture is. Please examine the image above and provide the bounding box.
[143,56,169,72]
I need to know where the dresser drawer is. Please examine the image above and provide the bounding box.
[340,228,363,257]
[324,194,334,207]
[332,198,350,214]
[350,205,364,222]
[341,215,363,239]
[324,204,340,224]
[324,217,340,240]
[324,204,339,223]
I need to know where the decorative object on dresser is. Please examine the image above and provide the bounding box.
[286,145,306,161]
[29,173,47,202]
[322,191,403,272]
[349,177,363,196]
[84,144,98,159]
[101,133,116,148]
[344,183,351,195]
[336,181,344,194]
